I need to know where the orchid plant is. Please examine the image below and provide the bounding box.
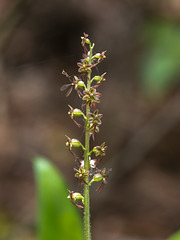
[61,33,109,240]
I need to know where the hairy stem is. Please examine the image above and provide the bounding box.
[84,45,93,240]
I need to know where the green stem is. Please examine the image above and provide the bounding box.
[84,44,93,240]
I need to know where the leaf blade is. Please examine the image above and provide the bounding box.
[33,156,83,240]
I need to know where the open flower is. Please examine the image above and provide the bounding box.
[92,142,107,164]
[74,167,89,184]
[95,168,109,192]
[92,142,107,157]
[65,135,85,159]
[89,168,109,192]
[65,135,82,150]
[83,87,101,108]
[77,58,92,73]
[68,105,85,127]
[88,109,103,140]
[91,72,106,84]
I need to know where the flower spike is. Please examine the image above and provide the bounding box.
[61,33,110,239]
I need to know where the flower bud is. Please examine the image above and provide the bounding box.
[92,76,101,81]
[93,53,101,59]
[77,80,85,88]
[93,173,103,182]
[71,139,81,148]
[65,136,82,149]
[92,147,99,155]
[92,142,107,156]
[89,172,103,186]
[68,192,84,202]
[73,108,83,116]
[85,38,90,44]
[73,192,83,200]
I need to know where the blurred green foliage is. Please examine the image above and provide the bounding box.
[167,230,180,240]
[0,212,11,239]
[141,19,180,99]
[33,156,83,240]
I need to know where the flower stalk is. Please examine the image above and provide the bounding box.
[61,33,109,240]
[83,42,93,240]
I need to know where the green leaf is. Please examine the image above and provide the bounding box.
[167,230,180,240]
[33,156,83,240]
[141,19,180,99]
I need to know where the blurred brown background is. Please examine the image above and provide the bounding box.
[0,0,180,239]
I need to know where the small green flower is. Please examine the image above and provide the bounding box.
[68,105,85,127]
[91,72,106,84]
[83,87,101,108]
[65,135,84,150]
[89,168,109,192]
[88,109,103,140]
[67,190,84,209]
[81,32,90,47]
[77,59,92,73]
[92,51,107,64]
[74,167,89,184]
[92,142,107,157]
[74,76,85,89]
[91,173,103,182]
[68,105,83,117]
